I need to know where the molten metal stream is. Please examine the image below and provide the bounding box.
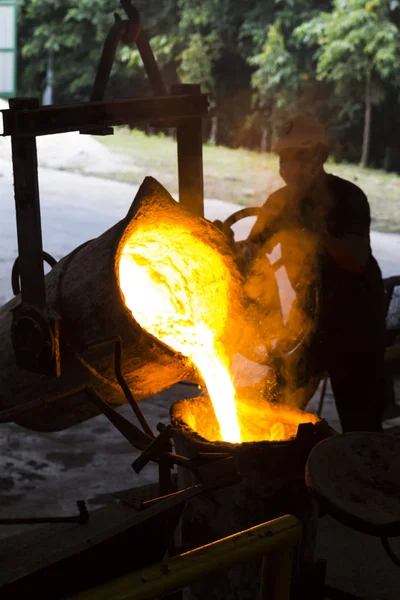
[118,224,242,443]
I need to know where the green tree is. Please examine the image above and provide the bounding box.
[296,0,400,167]
[248,23,299,150]
[16,0,400,168]
[17,0,180,103]
[246,0,331,151]
[177,32,220,142]
[18,0,256,144]
[175,0,259,145]
[18,0,117,101]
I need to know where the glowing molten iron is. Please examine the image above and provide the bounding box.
[119,222,241,443]
[118,218,318,444]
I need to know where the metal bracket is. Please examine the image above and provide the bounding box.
[11,304,61,377]
[81,0,167,135]
[8,97,61,376]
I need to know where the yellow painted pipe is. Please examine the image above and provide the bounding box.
[72,514,301,600]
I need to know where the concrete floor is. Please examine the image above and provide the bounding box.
[0,380,399,598]
[0,383,200,534]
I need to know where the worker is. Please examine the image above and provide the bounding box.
[244,115,388,432]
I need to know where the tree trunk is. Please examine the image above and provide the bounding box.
[360,72,372,168]
[266,103,276,153]
[209,114,218,145]
[260,125,269,153]
[383,146,392,172]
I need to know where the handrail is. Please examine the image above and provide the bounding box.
[71,514,301,600]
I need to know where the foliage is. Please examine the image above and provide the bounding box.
[296,0,400,164]
[17,0,180,102]
[17,0,115,101]
[296,0,400,95]
[177,33,216,92]
[14,0,400,171]
[249,23,300,111]
[244,0,332,147]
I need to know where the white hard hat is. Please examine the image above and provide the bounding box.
[272,115,329,153]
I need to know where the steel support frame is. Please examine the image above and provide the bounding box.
[2,93,208,137]
[1,90,208,375]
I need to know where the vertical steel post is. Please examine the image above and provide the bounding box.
[158,455,174,497]
[9,97,46,308]
[260,547,295,600]
[172,84,205,218]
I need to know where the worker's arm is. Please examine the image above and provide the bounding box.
[319,232,370,273]
[316,183,372,274]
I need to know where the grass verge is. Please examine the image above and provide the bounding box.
[96,128,400,233]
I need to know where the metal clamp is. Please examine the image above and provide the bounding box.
[11,304,61,376]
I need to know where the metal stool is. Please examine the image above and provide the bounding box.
[306,432,400,599]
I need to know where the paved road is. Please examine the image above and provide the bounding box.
[1,159,399,304]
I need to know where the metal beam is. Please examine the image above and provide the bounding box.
[172,84,205,217]
[1,94,209,137]
[9,97,46,307]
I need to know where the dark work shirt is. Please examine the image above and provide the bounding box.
[249,174,386,352]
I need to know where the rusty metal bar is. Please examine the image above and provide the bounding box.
[121,0,168,97]
[132,424,174,473]
[85,387,153,451]
[89,20,140,103]
[1,94,209,138]
[140,471,241,511]
[9,98,46,307]
[84,335,155,438]
[72,515,301,600]
[135,29,168,96]
[80,18,141,136]
[172,84,205,217]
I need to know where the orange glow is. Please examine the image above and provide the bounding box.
[118,215,318,444]
[118,222,241,443]
[270,422,285,441]
[172,395,320,444]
